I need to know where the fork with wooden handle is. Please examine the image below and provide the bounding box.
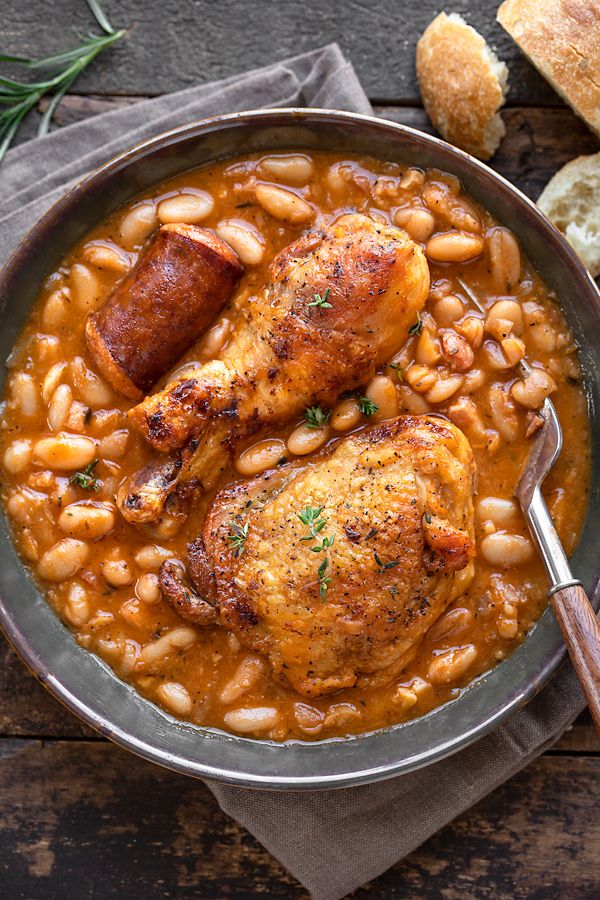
[457,280,600,731]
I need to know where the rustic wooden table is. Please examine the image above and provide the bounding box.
[2,1,600,896]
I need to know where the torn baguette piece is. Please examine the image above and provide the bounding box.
[416,12,509,160]
[497,0,600,139]
[537,152,600,278]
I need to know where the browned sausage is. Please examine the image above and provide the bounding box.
[85,224,243,399]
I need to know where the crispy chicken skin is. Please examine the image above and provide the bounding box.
[118,214,430,524]
[166,416,476,698]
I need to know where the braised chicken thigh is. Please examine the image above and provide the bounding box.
[167,416,476,697]
[118,213,429,523]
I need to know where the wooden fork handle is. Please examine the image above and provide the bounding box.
[550,585,600,733]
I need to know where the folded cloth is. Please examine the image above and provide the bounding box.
[0,41,586,900]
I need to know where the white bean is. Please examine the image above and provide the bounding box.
[427,645,478,684]
[254,183,314,224]
[102,558,135,587]
[287,423,329,456]
[58,501,115,540]
[235,439,286,476]
[157,682,193,716]
[42,287,70,329]
[47,384,73,432]
[71,357,113,408]
[70,263,101,312]
[487,227,521,291]
[426,375,463,404]
[83,243,129,274]
[220,657,265,705]
[481,532,533,567]
[33,433,96,471]
[216,220,265,266]
[330,398,362,431]
[11,373,39,418]
[365,375,399,421]
[426,231,484,263]
[223,706,280,735]
[3,439,32,474]
[38,538,89,582]
[134,544,173,572]
[135,573,160,605]
[42,362,68,404]
[119,203,158,248]
[477,497,519,527]
[157,192,214,225]
[393,206,436,242]
[511,369,557,409]
[258,154,314,184]
[137,626,198,669]
[98,429,129,460]
[64,582,90,627]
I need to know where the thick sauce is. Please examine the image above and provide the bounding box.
[0,152,591,741]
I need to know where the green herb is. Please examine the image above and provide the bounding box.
[317,557,331,602]
[389,362,404,381]
[374,550,400,575]
[408,312,423,336]
[304,405,331,429]
[358,396,378,417]
[307,288,332,309]
[0,1,125,163]
[298,505,335,599]
[227,521,249,557]
[424,511,432,525]
[69,459,99,491]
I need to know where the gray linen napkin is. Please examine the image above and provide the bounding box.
[0,41,586,900]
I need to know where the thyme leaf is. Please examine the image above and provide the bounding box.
[304,405,331,429]
[307,287,332,309]
[227,521,249,557]
[374,550,400,575]
[69,459,99,491]
[408,311,423,336]
[358,396,378,417]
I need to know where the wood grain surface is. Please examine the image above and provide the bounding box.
[2,0,600,896]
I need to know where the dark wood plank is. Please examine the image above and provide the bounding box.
[1,738,599,898]
[3,0,560,104]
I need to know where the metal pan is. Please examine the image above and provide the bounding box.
[1,108,599,789]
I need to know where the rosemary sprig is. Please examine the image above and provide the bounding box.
[304,405,331,429]
[358,396,378,417]
[227,521,249,557]
[69,459,99,491]
[0,0,125,163]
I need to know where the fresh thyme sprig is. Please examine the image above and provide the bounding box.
[307,288,332,309]
[69,459,99,491]
[304,405,331,429]
[297,505,335,600]
[358,396,378,417]
[227,521,249,557]
[0,1,125,163]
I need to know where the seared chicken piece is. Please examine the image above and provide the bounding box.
[118,214,430,524]
[164,416,476,698]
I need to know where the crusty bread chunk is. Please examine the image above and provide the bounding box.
[416,12,509,160]
[538,153,600,278]
[498,0,600,139]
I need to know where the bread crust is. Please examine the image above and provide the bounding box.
[416,12,508,160]
[498,0,600,138]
